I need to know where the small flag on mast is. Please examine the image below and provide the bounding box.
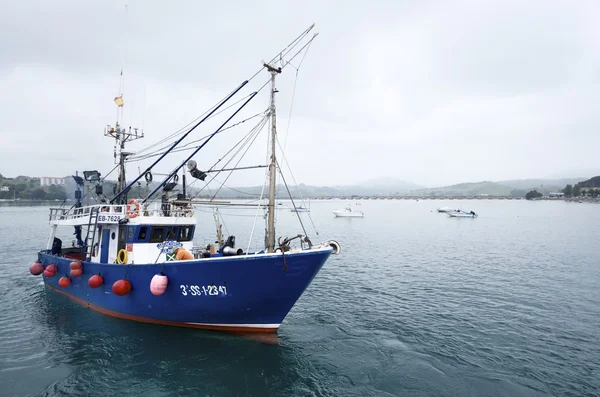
[114,96,124,107]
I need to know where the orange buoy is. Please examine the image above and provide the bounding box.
[70,261,82,271]
[112,279,132,296]
[70,268,83,277]
[58,276,71,287]
[30,262,44,275]
[88,274,104,289]
[150,273,168,296]
[44,264,57,278]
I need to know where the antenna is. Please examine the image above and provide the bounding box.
[104,85,144,203]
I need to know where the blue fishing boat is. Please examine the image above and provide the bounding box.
[29,25,341,333]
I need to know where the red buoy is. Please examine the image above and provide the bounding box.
[88,274,103,289]
[150,273,168,296]
[112,279,132,296]
[30,262,44,276]
[70,268,83,277]
[58,276,71,287]
[44,264,57,278]
[70,261,82,271]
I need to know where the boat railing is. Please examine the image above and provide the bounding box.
[49,202,195,223]
[49,205,126,222]
[152,202,195,218]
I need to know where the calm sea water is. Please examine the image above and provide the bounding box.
[0,199,598,397]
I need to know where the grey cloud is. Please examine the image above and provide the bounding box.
[1,0,599,188]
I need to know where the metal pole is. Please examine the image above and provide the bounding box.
[265,64,281,252]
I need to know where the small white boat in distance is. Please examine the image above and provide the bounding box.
[290,200,310,213]
[333,205,364,218]
[291,205,310,213]
[437,206,454,213]
[447,210,478,218]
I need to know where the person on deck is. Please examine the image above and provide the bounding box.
[173,247,193,260]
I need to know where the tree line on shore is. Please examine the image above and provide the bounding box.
[561,175,600,197]
[0,174,67,200]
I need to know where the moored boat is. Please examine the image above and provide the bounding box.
[333,205,364,218]
[447,209,478,218]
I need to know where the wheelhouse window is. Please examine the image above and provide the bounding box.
[127,226,136,241]
[149,227,165,243]
[165,227,178,241]
[137,226,148,241]
[178,226,194,242]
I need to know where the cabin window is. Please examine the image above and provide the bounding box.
[149,227,165,243]
[127,226,136,241]
[118,225,126,252]
[165,227,178,241]
[178,226,194,242]
[137,226,148,241]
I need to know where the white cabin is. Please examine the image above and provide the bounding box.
[47,202,196,264]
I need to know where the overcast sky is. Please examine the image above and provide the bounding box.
[1,0,599,188]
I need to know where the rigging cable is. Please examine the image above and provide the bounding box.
[128,24,316,160]
[127,30,318,203]
[112,80,251,204]
[141,91,259,204]
[247,147,270,254]
[275,157,310,238]
[275,132,319,236]
[208,117,269,200]
[276,38,314,199]
[183,113,270,201]
[127,112,265,162]
[131,92,259,159]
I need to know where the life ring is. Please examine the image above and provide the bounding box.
[127,198,140,218]
[116,249,128,264]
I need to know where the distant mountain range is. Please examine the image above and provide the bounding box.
[407,178,588,197]
[211,178,424,198]
[208,177,598,198]
[7,172,598,200]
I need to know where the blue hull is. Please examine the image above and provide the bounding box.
[38,249,331,332]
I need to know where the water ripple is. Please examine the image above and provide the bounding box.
[1,201,599,396]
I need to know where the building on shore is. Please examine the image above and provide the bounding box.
[40,177,65,186]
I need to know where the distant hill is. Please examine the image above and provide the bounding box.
[496,178,584,191]
[210,178,423,198]
[407,178,586,197]
[409,181,513,196]
[5,170,597,200]
[578,176,600,188]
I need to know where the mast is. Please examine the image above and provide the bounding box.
[264,62,281,253]
[105,69,144,204]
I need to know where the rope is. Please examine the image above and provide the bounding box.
[129,26,316,160]
[275,134,319,236]
[247,147,270,254]
[184,113,270,201]
[209,119,267,200]
[130,93,260,160]
[276,158,309,238]
[126,112,265,162]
